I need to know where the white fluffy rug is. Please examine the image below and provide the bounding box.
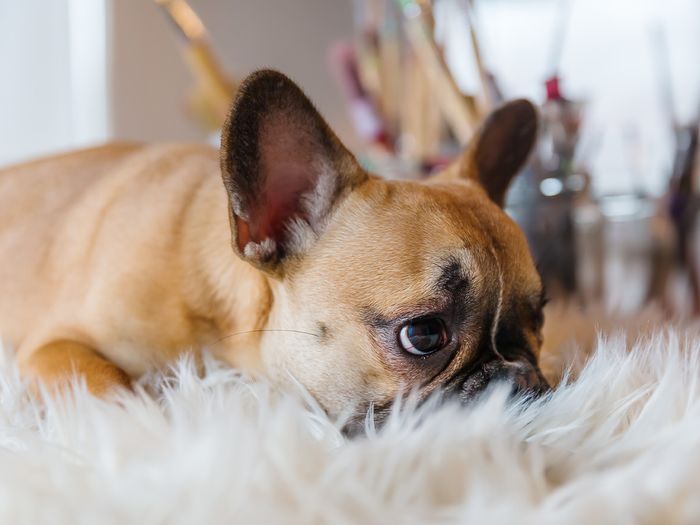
[2,312,700,524]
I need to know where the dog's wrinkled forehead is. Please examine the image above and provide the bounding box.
[295,176,534,310]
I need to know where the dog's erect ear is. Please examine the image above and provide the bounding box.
[452,99,538,206]
[220,70,367,272]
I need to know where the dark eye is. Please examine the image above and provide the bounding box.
[398,317,449,356]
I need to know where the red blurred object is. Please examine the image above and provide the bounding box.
[545,75,563,101]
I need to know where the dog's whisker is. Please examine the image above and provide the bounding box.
[212,329,320,346]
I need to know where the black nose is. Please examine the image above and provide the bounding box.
[459,359,550,402]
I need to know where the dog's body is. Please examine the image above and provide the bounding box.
[1,143,267,386]
[1,70,547,418]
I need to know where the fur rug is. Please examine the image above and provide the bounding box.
[2,308,700,524]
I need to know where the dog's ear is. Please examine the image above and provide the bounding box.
[220,70,367,272]
[448,99,538,206]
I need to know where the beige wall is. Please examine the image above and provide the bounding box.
[109,0,356,147]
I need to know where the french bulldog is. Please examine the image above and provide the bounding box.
[0,70,548,421]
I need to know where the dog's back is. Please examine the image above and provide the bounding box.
[0,145,142,343]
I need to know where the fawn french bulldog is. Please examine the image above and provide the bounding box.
[0,70,547,420]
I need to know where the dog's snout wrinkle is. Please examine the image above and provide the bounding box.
[486,243,506,362]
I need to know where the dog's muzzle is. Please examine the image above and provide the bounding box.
[459,359,550,402]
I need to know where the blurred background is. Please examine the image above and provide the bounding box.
[1,0,700,315]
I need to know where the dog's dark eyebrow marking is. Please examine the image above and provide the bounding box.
[362,308,384,328]
[435,258,469,296]
[362,258,470,330]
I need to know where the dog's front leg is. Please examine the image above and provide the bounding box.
[18,340,132,396]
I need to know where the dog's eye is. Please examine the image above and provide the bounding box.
[398,317,449,356]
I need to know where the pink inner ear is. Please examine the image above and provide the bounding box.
[244,141,315,248]
[235,113,327,253]
[256,167,310,241]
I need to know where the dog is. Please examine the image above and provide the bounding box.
[0,70,547,421]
